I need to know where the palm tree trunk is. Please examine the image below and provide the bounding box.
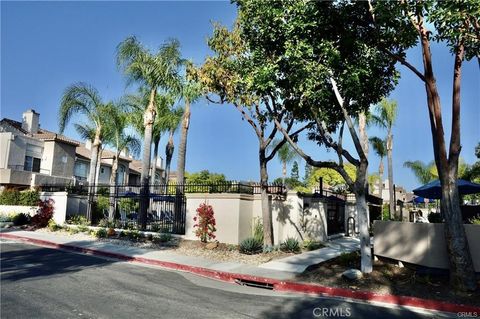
[86,132,101,222]
[139,88,157,230]
[387,132,395,219]
[108,154,119,222]
[260,148,273,246]
[176,99,191,187]
[164,130,175,187]
[282,161,287,185]
[150,135,160,184]
[378,159,384,219]
[95,148,102,186]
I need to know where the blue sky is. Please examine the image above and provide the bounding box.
[1,1,479,191]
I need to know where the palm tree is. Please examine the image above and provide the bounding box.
[160,107,184,185]
[271,139,299,185]
[116,36,183,229]
[369,136,387,198]
[403,160,438,184]
[104,105,141,221]
[371,98,398,218]
[59,83,110,221]
[176,64,203,186]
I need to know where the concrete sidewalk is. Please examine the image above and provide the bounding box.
[259,237,360,273]
[0,230,297,280]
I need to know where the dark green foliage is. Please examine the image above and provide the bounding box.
[158,233,172,243]
[0,189,20,205]
[280,237,301,253]
[19,190,40,206]
[338,251,360,267]
[97,218,115,228]
[77,225,90,233]
[239,237,263,255]
[12,213,30,226]
[67,215,89,226]
[273,177,303,190]
[94,228,107,238]
[291,161,299,180]
[303,239,324,251]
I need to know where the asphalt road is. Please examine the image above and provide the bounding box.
[0,240,451,319]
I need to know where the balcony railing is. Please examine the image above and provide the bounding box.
[7,164,51,175]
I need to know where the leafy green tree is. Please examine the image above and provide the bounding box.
[116,36,183,229]
[370,0,479,291]
[185,170,227,184]
[303,164,313,184]
[370,99,398,217]
[307,164,357,191]
[196,23,309,247]
[369,136,387,200]
[291,161,299,181]
[59,83,111,221]
[233,0,406,272]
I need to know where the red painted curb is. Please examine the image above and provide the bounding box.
[2,232,479,314]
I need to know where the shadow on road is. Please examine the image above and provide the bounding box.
[0,244,115,282]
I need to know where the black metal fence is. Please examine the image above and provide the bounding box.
[40,182,287,234]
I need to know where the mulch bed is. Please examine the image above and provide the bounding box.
[297,251,480,307]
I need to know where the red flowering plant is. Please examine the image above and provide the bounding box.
[193,203,216,243]
[31,198,55,228]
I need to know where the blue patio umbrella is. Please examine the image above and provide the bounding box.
[118,191,137,198]
[413,179,480,199]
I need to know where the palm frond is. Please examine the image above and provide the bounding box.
[74,123,96,141]
[369,136,387,158]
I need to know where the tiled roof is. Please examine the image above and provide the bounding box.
[0,118,79,146]
[75,143,133,166]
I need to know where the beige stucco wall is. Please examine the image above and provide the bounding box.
[374,221,480,271]
[0,169,32,186]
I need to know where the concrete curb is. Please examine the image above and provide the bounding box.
[2,232,479,314]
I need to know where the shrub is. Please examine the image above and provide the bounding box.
[0,214,12,222]
[19,190,40,206]
[0,189,20,205]
[193,203,216,243]
[469,215,480,225]
[67,215,89,226]
[428,212,443,223]
[145,233,153,241]
[12,213,30,226]
[30,199,54,228]
[77,225,89,233]
[263,245,279,253]
[239,237,263,255]
[280,237,301,253]
[94,228,107,238]
[48,219,62,231]
[125,229,141,240]
[69,227,80,235]
[97,218,114,228]
[158,233,172,243]
[107,228,116,237]
[303,239,324,251]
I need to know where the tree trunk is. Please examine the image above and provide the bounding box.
[418,24,476,291]
[164,130,175,188]
[150,135,160,184]
[282,161,287,185]
[108,154,119,222]
[355,160,372,273]
[260,149,273,247]
[95,148,102,186]
[139,89,157,230]
[387,132,395,219]
[176,99,191,186]
[378,159,384,197]
[86,132,101,223]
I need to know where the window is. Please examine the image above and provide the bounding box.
[101,168,105,174]
[24,156,41,173]
[74,162,88,179]
[116,165,125,185]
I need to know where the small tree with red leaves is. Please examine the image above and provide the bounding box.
[31,198,55,228]
[193,203,216,243]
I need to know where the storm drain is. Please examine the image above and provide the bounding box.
[234,278,274,290]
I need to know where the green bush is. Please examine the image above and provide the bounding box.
[94,228,107,238]
[67,215,89,226]
[119,198,138,212]
[69,227,80,235]
[158,233,172,242]
[303,239,324,251]
[239,237,263,255]
[280,237,301,253]
[12,213,30,226]
[125,229,141,240]
[0,189,20,205]
[48,219,62,232]
[19,190,40,206]
[97,218,114,228]
[0,214,12,222]
[77,225,90,233]
[469,215,480,225]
